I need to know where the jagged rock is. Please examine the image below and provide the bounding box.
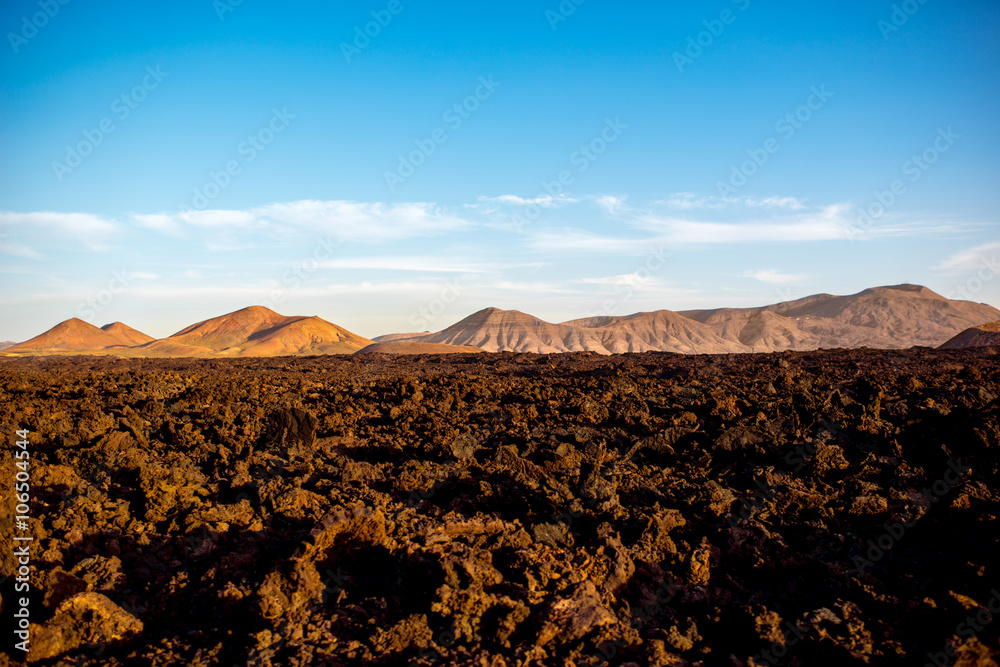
[28,592,143,662]
[0,348,997,665]
[536,580,617,646]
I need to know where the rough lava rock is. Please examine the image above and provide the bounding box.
[0,348,997,665]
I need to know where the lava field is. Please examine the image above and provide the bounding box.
[1,348,999,666]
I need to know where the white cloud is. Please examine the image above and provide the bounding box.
[0,211,118,250]
[138,200,469,244]
[318,257,494,274]
[0,241,43,259]
[179,209,261,228]
[657,193,729,210]
[634,203,858,244]
[525,201,945,253]
[485,280,581,294]
[656,193,806,211]
[593,195,628,215]
[528,230,657,253]
[935,241,1000,273]
[132,213,184,236]
[575,273,663,289]
[530,206,856,252]
[742,269,805,285]
[743,196,806,210]
[477,194,576,208]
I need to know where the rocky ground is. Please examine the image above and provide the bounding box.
[1,348,999,666]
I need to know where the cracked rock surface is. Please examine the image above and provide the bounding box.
[0,348,998,666]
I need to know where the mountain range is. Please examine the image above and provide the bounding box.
[379,284,1000,354]
[3,284,998,357]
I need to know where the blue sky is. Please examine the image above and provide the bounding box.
[1,0,998,341]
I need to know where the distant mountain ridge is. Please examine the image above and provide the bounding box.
[3,285,998,357]
[674,284,999,352]
[390,307,744,354]
[384,284,1000,354]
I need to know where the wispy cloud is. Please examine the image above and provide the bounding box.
[179,209,261,229]
[656,192,729,210]
[530,204,857,251]
[255,200,467,240]
[744,196,806,210]
[593,195,628,215]
[632,203,949,245]
[132,213,184,236]
[476,194,576,207]
[935,241,1000,273]
[485,280,582,294]
[575,273,663,289]
[656,193,806,211]
[1,211,119,251]
[742,269,806,285]
[0,240,43,259]
[319,257,494,273]
[136,200,469,244]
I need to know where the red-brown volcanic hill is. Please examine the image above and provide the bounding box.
[355,341,484,354]
[239,315,374,356]
[101,322,156,346]
[3,318,153,355]
[0,341,16,351]
[136,306,373,357]
[680,284,1000,351]
[939,320,1000,349]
